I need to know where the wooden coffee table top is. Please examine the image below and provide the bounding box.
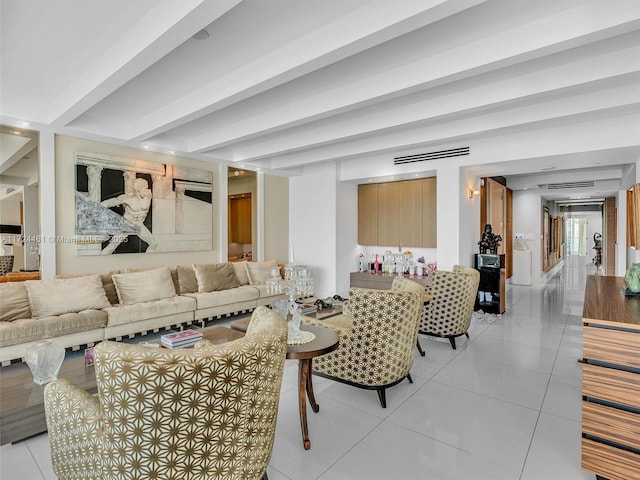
[0,325,245,445]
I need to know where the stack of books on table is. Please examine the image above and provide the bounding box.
[296,303,317,315]
[161,330,203,349]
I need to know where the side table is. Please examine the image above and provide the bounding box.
[230,318,339,450]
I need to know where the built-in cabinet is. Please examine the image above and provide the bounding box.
[358,178,436,248]
[228,194,252,244]
[480,177,512,279]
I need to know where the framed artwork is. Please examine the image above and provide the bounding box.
[74,151,213,255]
[543,207,550,270]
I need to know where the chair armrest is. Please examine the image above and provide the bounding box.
[44,378,102,479]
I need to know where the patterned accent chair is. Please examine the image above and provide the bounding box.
[420,265,480,349]
[0,255,14,276]
[44,306,288,480]
[303,282,423,408]
[391,276,428,356]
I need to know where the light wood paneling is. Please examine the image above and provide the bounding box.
[358,184,378,245]
[422,178,437,248]
[229,195,252,244]
[604,197,616,275]
[377,182,401,247]
[358,178,436,248]
[506,188,512,278]
[399,180,423,248]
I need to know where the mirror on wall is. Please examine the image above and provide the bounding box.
[0,125,40,274]
[227,167,255,262]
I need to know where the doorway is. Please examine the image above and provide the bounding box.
[227,167,256,261]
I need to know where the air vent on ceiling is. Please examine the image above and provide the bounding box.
[5,187,15,195]
[540,181,595,190]
[393,146,469,165]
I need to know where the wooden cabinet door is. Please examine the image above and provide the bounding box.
[422,178,437,247]
[398,180,423,248]
[229,195,252,244]
[358,184,378,245]
[377,182,401,247]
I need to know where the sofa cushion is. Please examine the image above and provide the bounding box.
[194,263,241,293]
[186,285,259,310]
[176,265,198,294]
[0,310,107,347]
[245,259,278,285]
[24,275,111,318]
[112,267,176,305]
[0,282,31,322]
[232,261,250,285]
[103,296,196,327]
[56,270,120,304]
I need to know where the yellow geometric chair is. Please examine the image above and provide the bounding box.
[303,281,423,408]
[44,306,288,480]
[419,265,480,349]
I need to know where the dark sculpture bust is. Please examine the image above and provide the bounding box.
[478,224,502,254]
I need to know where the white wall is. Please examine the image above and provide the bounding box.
[513,190,543,284]
[459,168,481,268]
[289,162,338,298]
[263,174,289,264]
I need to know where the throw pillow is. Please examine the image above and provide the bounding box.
[112,267,177,305]
[56,270,120,304]
[232,261,250,285]
[193,263,241,292]
[0,283,31,322]
[24,275,111,318]
[245,259,278,285]
[176,265,199,294]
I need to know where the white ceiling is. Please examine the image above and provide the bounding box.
[1,0,639,201]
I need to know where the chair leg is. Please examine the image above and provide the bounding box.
[407,373,413,384]
[449,337,457,349]
[377,388,387,408]
[261,472,269,480]
[465,332,469,339]
[416,337,426,357]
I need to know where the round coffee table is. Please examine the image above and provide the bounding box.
[230,319,339,450]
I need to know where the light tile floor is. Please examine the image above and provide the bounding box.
[0,257,596,480]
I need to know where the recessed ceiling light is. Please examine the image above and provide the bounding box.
[192,29,209,40]
[169,150,175,154]
[18,121,30,127]
[143,145,150,149]
[540,166,555,171]
[10,130,22,135]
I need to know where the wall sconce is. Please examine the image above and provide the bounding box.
[469,188,480,199]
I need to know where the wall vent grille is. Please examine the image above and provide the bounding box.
[393,146,469,165]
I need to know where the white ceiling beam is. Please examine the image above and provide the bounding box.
[186,0,640,154]
[49,0,241,130]
[263,85,640,169]
[127,0,486,142]
[220,37,640,162]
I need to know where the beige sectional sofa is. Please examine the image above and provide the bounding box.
[0,260,285,365]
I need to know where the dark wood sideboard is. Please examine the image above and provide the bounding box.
[581,275,640,480]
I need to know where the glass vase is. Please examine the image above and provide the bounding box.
[25,339,65,385]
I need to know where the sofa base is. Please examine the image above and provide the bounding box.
[0,328,104,366]
[104,311,195,340]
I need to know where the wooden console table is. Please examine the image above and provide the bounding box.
[581,275,640,480]
[350,272,431,290]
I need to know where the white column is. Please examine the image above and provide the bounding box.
[39,132,55,279]
[22,186,39,270]
[256,171,264,262]
[436,164,461,271]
